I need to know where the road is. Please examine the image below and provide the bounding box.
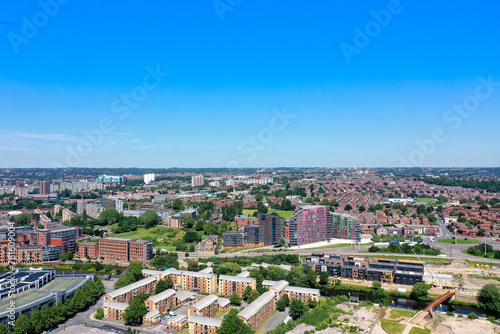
[260,308,289,333]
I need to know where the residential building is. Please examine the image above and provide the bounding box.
[195,235,219,255]
[289,206,330,247]
[99,237,130,263]
[331,213,361,241]
[86,203,104,219]
[143,310,161,326]
[103,301,128,321]
[237,291,276,330]
[144,289,176,313]
[218,275,256,297]
[285,286,320,302]
[258,213,284,246]
[188,315,221,334]
[144,173,155,185]
[167,314,188,332]
[191,175,204,187]
[179,271,218,294]
[188,294,218,317]
[129,239,154,265]
[39,181,50,195]
[78,242,99,259]
[62,208,77,222]
[243,225,262,247]
[102,196,124,213]
[103,276,157,303]
[223,232,244,249]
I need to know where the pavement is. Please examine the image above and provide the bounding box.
[260,308,289,333]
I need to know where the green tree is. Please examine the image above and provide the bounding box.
[150,252,179,269]
[156,277,174,294]
[372,281,382,289]
[319,271,330,285]
[115,272,136,289]
[195,220,205,231]
[229,292,242,306]
[257,201,268,213]
[247,289,260,303]
[243,285,253,301]
[372,287,390,306]
[95,308,104,320]
[359,205,366,212]
[289,299,307,320]
[276,294,290,312]
[344,204,352,212]
[479,284,500,313]
[0,324,10,334]
[124,294,149,325]
[14,315,34,334]
[94,261,103,271]
[411,282,431,301]
[11,213,32,226]
[99,208,121,226]
[187,259,199,271]
[183,231,201,243]
[128,262,144,278]
[217,308,252,334]
[59,252,74,261]
[172,198,185,211]
[476,228,486,237]
[204,222,218,236]
[138,210,162,228]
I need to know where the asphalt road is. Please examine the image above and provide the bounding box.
[260,308,289,333]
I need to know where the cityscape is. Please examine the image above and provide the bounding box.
[1,1,500,334]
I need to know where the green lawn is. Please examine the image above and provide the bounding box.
[242,209,294,218]
[389,309,416,319]
[409,327,431,334]
[439,238,478,245]
[415,198,438,203]
[109,226,184,241]
[381,320,406,334]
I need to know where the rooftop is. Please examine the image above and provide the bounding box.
[190,294,218,310]
[188,315,222,327]
[103,301,129,311]
[106,276,156,299]
[237,291,275,321]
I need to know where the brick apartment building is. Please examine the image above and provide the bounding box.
[103,277,157,303]
[103,301,128,321]
[144,289,176,314]
[188,294,218,317]
[237,291,276,330]
[218,275,256,297]
[98,237,153,264]
[188,315,221,334]
[78,242,99,258]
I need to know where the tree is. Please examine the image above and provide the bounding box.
[95,308,104,320]
[476,228,486,237]
[155,278,173,294]
[0,324,10,334]
[181,213,195,228]
[30,309,45,334]
[319,271,330,285]
[187,259,199,271]
[99,208,121,226]
[59,252,74,261]
[172,198,185,211]
[257,201,268,213]
[124,294,149,325]
[183,231,201,243]
[479,284,500,313]
[411,282,430,301]
[11,213,32,226]
[247,289,260,303]
[14,315,34,334]
[242,285,253,301]
[372,281,382,289]
[359,205,366,212]
[369,245,380,253]
[195,220,205,231]
[138,210,161,228]
[289,299,307,320]
[229,292,242,306]
[276,294,290,311]
[344,204,352,212]
[128,262,144,278]
[150,252,179,269]
[115,273,136,289]
[205,222,218,236]
[372,287,390,306]
[217,308,252,334]
[94,261,103,271]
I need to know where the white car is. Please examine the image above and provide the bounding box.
[169,311,177,316]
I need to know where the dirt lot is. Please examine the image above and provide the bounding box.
[431,316,499,334]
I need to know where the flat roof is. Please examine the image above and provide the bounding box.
[106,276,156,299]
[237,291,275,321]
[188,315,222,327]
[101,236,132,241]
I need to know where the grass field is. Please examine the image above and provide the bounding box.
[109,226,184,242]
[389,309,416,319]
[409,327,431,334]
[381,320,406,334]
[439,238,479,244]
[415,198,438,203]
[242,209,294,218]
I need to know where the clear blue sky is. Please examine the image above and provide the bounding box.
[1,1,499,168]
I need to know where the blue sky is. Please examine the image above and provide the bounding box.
[1,0,499,168]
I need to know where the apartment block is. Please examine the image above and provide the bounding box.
[103,301,128,321]
[262,280,289,300]
[237,291,276,330]
[62,209,77,222]
[285,286,320,302]
[188,294,218,317]
[180,271,218,294]
[144,289,176,313]
[222,232,244,249]
[129,239,154,265]
[331,213,361,241]
[86,203,104,219]
[218,275,257,297]
[104,276,157,303]
[39,181,50,195]
[191,175,204,187]
[143,310,161,326]
[99,237,130,263]
[188,315,221,334]
[167,314,188,332]
[289,206,330,247]
[78,242,99,259]
[102,196,124,213]
[258,213,284,246]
